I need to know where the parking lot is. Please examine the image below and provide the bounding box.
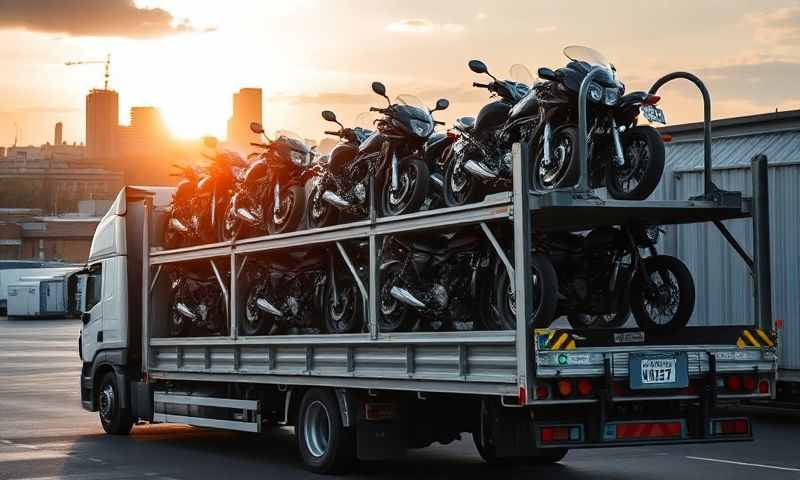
[1,316,799,480]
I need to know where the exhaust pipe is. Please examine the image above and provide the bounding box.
[389,286,426,309]
[255,297,283,316]
[175,302,197,320]
[169,217,190,233]
[235,207,258,224]
[322,190,351,208]
[463,160,497,179]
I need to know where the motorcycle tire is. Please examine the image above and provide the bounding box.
[379,158,430,217]
[442,148,485,207]
[630,255,695,336]
[241,280,274,336]
[307,184,340,229]
[378,262,416,333]
[567,306,631,329]
[323,274,363,334]
[168,289,191,337]
[531,125,580,191]
[481,253,558,330]
[605,125,665,200]
[218,200,251,243]
[267,185,306,235]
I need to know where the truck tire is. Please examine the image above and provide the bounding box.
[296,388,356,474]
[97,371,133,435]
[473,433,567,466]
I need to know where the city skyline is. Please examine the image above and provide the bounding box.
[1,0,800,146]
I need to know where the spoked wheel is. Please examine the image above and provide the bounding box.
[307,184,340,229]
[443,150,484,207]
[241,282,275,336]
[630,255,695,335]
[380,158,430,216]
[606,126,665,200]
[168,289,191,337]
[483,253,558,330]
[532,125,580,191]
[268,185,305,235]
[296,389,356,474]
[323,276,363,334]
[97,372,133,435]
[378,263,416,333]
[218,201,249,242]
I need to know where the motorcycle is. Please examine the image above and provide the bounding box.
[368,82,449,217]
[539,225,695,335]
[220,122,317,240]
[240,243,366,335]
[163,136,246,249]
[305,110,375,229]
[167,266,227,337]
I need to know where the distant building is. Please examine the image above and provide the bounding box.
[0,209,102,262]
[227,88,262,149]
[54,122,63,145]
[118,106,168,157]
[86,89,119,160]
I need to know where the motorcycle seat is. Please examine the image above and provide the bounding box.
[412,235,449,254]
[455,117,475,131]
[619,91,649,107]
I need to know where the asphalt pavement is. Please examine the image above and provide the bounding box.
[1,316,799,480]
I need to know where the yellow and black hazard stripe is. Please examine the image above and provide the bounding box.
[736,328,775,348]
[541,330,577,350]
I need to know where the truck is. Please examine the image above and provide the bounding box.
[6,270,81,318]
[76,75,779,473]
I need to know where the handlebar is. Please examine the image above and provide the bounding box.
[473,82,490,89]
[250,142,268,148]
[369,107,386,113]
[434,120,445,126]
[324,130,340,136]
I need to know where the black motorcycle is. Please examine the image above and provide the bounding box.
[368,82,449,217]
[305,110,375,229]
[220,123,317,240]
[240,244,365,335]
[163,136,246,249]
[539,225,695,335]
[168,267,227,337]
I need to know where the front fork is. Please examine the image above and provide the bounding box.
[611,118,625,166]
[390,152,400,191]
[542,121,553,166]
[272,182,281,214]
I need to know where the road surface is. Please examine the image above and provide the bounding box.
[1,317,799,480]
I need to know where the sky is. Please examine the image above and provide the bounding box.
[1,0,799,147]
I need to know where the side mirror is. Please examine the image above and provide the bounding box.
[250,122,265,134]
[468,59,488,75]
[81,312,90,324]
[202,136,218,149]
[321,110,337,123]
[433,98,449,112]
[371,81,387,97]
[537,67,558,81]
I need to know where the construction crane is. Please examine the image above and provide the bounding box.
[65,53,111,90]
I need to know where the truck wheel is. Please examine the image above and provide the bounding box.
[97,371,133,435]
[473,433,567,466]
[296,388,356,474]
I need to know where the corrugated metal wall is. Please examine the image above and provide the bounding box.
[668,163,800,371]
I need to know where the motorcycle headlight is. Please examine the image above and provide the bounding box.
[409,118,433,137]
[290,150,313,167]
[588,83,603,103]
[604,87,620,106]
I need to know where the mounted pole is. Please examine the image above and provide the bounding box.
[649,72,713,198]
[575,66,607,194]
[512,142,533,403]
[751,154,772,331]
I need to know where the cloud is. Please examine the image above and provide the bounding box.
[747,6,800,46]
[696,61,800,106]
[385,18,464,34]
[0,0,211,38]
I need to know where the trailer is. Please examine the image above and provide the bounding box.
[77,75,779,474]
[6,270,80,318]
[0,263,79,315]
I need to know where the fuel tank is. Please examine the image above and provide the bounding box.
[358,131,385,155]
[328,142,358,173]
[474,100,511,134]
[508,91,539,121]
[243,159,268,187]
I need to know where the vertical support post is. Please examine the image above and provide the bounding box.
[512,142,533,403]
[141,197,151,376]
[751,154,772,331]
[649,72,713,197]
[230,252,238,339]
[368,175,379,339]
[576,66,607,194]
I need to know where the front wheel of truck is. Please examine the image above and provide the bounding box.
[97,371,133,435]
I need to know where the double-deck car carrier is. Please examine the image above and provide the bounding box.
[77,73,778,474]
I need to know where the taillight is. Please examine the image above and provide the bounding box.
[541,425,583,443]
[725,375,742,392]
[446,131,458,140]
[758,380,770,394]
[711,418,749,436]
[742,375,755,392]
[535,384,551,400]
[557,380,574,398]
[577,379,593,397]
[644,94,661,105]
[661,133,673,142]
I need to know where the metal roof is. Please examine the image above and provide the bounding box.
[665,131,800,173]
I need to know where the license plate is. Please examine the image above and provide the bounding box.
[629,352,688,390]
[640,358,676,384]
[642,105,667,124]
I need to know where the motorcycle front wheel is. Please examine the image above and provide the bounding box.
[307,184,340,229]
[380,158,429,216]
[629,255,695,335]
[241,281,275,336]
[267,185,306,235]
[443,150,484,207]
[323,274,363,334]
[531,125,580,191]
[218,200,250,242]
[168,289,191,337]
[378,263,416,333]
[605,125,665,200]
